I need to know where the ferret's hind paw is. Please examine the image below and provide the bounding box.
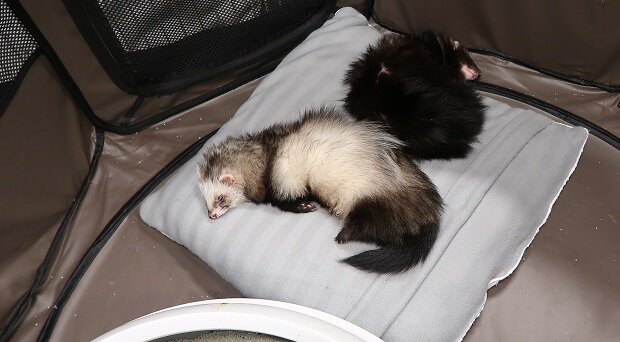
[335,229,352,244]
[297,201,316,213]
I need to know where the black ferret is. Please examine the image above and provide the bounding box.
[344,31,487,160]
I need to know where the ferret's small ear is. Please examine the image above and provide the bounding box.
[219,174,237,185]
[453,40,460,49]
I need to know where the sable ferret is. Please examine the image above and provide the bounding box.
[344,31,487,160]
[197,107,443,274]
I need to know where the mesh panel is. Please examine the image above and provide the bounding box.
[69,0,330,93]
[1,0,39,114]
[99,0,272,52]
[0,1,38,83]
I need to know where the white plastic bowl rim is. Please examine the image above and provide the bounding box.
[92,298,384,342]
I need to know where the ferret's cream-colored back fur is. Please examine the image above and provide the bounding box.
[271,113,407,217]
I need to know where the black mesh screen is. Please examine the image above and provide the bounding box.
[99,1,287,52]
[66,0,333,95]
[0,0,39,115]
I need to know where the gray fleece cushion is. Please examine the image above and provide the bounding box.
[139,8,588,342]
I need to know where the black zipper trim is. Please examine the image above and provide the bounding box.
[0,129,105,342]
[0,49,42,118]
[474,81,620,150]
[36,129,218,342]
[370,11,620,93]
[121,61,278,134]
[469,48,620,93]
[119,96,145,127]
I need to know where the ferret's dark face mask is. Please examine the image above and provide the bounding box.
[453,41,481,81]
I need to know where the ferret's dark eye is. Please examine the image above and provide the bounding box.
[216,195,224,203]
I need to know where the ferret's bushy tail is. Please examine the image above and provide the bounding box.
[340,194,441,274]
[342,223,438,274]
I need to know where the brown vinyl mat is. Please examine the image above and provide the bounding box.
[0,55,92,329]
[7,76,262,342]
[473,54,620,138]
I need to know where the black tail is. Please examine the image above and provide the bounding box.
[342,221,439,274]
[337,185,442,274]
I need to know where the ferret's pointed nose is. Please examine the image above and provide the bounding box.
[461,65,481,80]
[209,212,218,219]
